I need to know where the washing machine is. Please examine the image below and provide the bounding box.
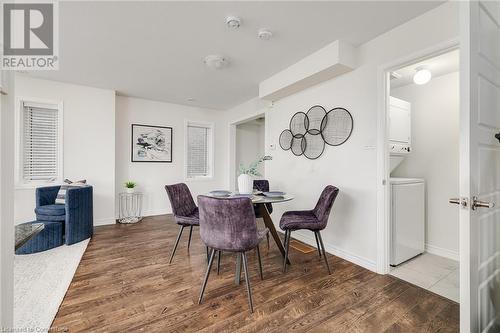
[390,177,425,266]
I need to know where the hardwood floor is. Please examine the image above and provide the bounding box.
[51,215,459,332]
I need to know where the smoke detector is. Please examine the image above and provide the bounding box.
[204,55,228,70]
[226,16,241,29]
[258,28,273,40]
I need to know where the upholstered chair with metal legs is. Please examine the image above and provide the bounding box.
[197,195,269,313]
[280,185,339,275]
[253,180,272,247]
[165,183,200,264]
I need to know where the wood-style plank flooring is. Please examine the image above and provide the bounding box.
[51,215,459,332]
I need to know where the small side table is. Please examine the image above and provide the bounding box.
[118,192,143,224]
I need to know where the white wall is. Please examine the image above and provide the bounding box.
[14,75,116,226]
[391,71,459,259]
[1,71,15,330]
[224,2,459,271]
[236,120,265,182]
[115,96,228,217]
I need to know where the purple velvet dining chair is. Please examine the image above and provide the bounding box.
[253,179,271,247]
[280,185,339,275]
[197,195,269,313]
[165,183,200,264]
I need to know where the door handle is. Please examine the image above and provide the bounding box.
[496,132,500,143]
[472,196,495,210]
[449,197,468,208]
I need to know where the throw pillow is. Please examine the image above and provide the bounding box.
[55,179,87,204]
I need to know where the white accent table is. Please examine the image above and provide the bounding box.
[118,192,143,223]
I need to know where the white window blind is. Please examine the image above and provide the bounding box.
[186,124,211,178]
[22,103,60,182]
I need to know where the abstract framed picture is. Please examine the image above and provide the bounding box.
[131,124,172,162]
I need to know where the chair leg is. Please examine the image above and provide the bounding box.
[314,232,322,258]
[198,248,216,304]
[316,231,331,275]
[256,245,263,280]
[206,246,209,263]
[235,253,242,285]
[187,226,193,251]
[217,251,222,275]
[266,233,270,250]
[169,226,185,264]
[241,252,254,313]
[283,230,291,273]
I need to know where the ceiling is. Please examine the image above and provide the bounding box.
[28,1,444,110]
[390,49,459,88]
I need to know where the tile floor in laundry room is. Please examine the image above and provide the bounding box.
[390,252,459,303]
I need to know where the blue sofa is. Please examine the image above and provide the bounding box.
[34,185,93,245]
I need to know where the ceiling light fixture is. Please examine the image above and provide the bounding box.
[204,54,228,70]
[226,16,241,29]
[258,28,273,40]
[413,67,432,85]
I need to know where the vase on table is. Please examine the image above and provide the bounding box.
[238,174,254,194]
[126,188,135,194]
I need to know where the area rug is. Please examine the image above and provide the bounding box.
[14,239,89,332]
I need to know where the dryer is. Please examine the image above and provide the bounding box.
[390,177,425,266]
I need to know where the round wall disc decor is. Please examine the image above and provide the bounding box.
[306,105,326,135]
[289,112,309,137]
[321,107,353,146]
[303,132,325,160]
[279,105,353,159]
[279,129,293,150]
[291,136,306,156]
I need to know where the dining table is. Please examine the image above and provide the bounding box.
[205,191,294,285]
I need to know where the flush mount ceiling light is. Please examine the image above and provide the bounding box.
[204,54,228,70]
[413,67,432,85]
[258,28,273,40]
[226,16,241,29]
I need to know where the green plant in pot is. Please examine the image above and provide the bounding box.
[125,181,137,194]
[238,156,271,194]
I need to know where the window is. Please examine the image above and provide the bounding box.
[18,100,62,185]
[186,121,213,179]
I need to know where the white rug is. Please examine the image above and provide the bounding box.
[14,239,89,332]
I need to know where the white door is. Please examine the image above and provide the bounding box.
[459,1,500,332]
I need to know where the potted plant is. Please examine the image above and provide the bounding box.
[125,181,137,194]
[238,156,270,194]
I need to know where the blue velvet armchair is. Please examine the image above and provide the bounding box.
[35,185,94,245]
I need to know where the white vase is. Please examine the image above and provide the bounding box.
[238,174,254,194]
[126,188,135,194]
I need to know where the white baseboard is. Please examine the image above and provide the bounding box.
[94,217,116,226]
[143,209,170,217]
[425,243,459,261]
[292,231,377,273]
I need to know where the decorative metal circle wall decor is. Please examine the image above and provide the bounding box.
[289,112,309,137]
[306,105,327,135]
[279,129,293,150]
[303,132,325,159]
[321,107,353,146]
[291,136,306,156]
[279,105,353,159]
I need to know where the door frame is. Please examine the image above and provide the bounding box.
[228,111,266,191]
[376,38,460,274]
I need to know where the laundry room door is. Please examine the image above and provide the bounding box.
[458,1,500,332]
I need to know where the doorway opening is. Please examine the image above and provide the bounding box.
[383,48,460,302]
[229,113,267,191]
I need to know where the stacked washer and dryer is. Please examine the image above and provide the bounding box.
[388,97,425,266]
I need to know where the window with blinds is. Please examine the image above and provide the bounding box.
[21,103,61,183]
[186,123,213,179]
